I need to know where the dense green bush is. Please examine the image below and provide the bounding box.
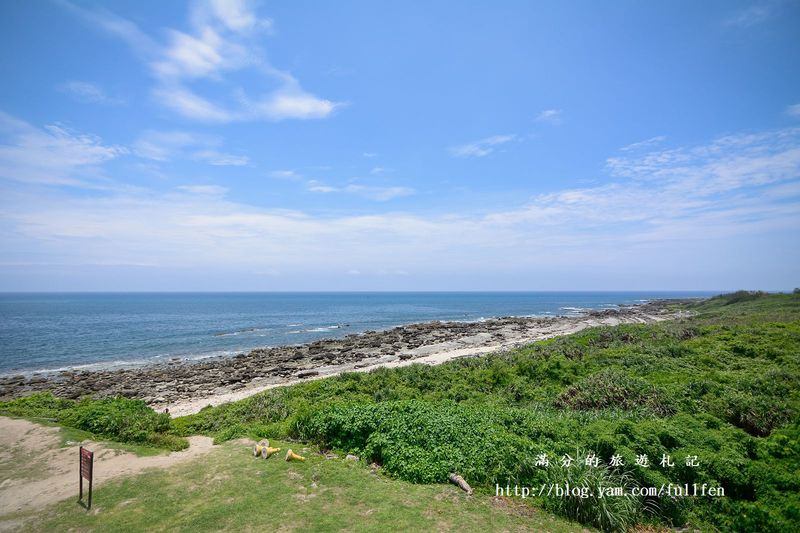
[61,396,174,445]
[0,393,187,451]
[293,400,531,484]
[0,390,73,418]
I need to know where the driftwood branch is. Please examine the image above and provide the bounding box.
[448,473,473,495]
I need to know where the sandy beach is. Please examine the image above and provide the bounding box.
[0,301,686,417]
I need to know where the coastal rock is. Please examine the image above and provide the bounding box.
[0,300,682,406]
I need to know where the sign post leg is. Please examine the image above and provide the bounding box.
[87,461,93,509]
[78,448,83,502]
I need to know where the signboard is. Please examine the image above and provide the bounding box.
[78,446,94,509]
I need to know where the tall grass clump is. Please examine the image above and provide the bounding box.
[542,456,657,532]
[555,369,676,416]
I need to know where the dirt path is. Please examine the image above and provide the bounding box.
[0,416,213,525]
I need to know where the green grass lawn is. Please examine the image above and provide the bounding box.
[16,439,587,533]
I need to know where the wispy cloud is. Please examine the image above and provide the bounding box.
[133,130,206,161]
[61,0,340,122]
[133,130,248,166]
[786,103,800,118]
[306,180,414,201]
[306,180,337,193]
[0,112,126,187]
[57,81,125,106]
[606,128,800,195]
[176,184,228,196]
[2,123,798,288]
[194,0,273,34]
[535,109,563,125]
[344,184,415,201]
[724,2,775,27]
[269,169,302,180]
[193,150,249,166]
[449,134,516,158]
[619,135,667,152]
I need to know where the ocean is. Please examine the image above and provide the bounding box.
[0,291,713,375]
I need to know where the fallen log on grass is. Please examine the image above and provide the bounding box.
[448,473,473,495]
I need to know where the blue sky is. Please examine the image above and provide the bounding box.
[0,0,798,291]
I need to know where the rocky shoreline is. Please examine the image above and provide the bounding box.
[0,300,688,414]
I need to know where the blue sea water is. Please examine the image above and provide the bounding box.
[0,292,713,375]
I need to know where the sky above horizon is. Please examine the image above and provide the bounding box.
[1,0,799,291]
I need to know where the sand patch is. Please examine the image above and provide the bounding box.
[0,416,213,519]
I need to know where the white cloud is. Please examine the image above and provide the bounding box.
[362,152,378,158]
[62,0,339,123]
[133,129,248,166]
[449,135,516,158]
[536,109,563,125]
[343,184,415,201]
[620,136,666,152]
[244,88,340,121]
[59,1,159,58]
[195,0,271,34]
[269,170,302,180]
[57,81,124,105]
[154,28,232,79]
[306,180,414,201]
[3,124,798,289]
[192,150,249,166]
[787,104,800,118]
[606,128,800,196]
[0,112,126,187]
[306,180,337,193]
[133,130,205,161]
[151,84,237,122]
[176,184,228,196]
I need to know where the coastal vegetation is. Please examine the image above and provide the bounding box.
[2,291,798,531]
[176,292,800,531]
[0,393,188,451]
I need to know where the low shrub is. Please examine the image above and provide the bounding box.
[61,396,172,443]
[0,391,74,418]
[712,291,769,306]
[555,369,676,417]
[0,392,187,451]
[293,400,530,485]
[721,393,794,437]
